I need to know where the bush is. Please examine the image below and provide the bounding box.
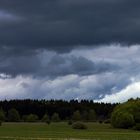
[42,114,50,124]
[68,120,73,125]
[88,109,96,121]
[134,112,140,123]
[0,109,5,122]
[111,111,135,128]
[82,111,88,121]
[72,110,81,121]
[72,122,87,129]
[46,120,51,125]
[51,113,60,122]
[22,115,28,122]
[8,109,20,122]
[133,123,140,131]
[104,119,111,124]
[99,120,103,124]
[26,114,39,122]
[0,120,2,126]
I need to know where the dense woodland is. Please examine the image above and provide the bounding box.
[0,99,117,122]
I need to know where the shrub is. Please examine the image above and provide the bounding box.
[46,120,51,125]
[26,114,39,122]
[88,109,96,121]
[0,109,5,122]
[72,122,87,129]
[82,111,88,121]
[8,109,20,122]
[99,120,103,124]
[42,114,50,124]
[133,123,140,131]
[0,120,2,126]
[104,119,111,124]
[72,110,81,121]
[68,120,73,125]
[111,111,135,128]
[51,113,60,122]
[133,112,140,123]
[22,115,28,122]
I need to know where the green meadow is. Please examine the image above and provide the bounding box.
[0,122,139,140]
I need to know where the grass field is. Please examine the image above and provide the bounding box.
[0,122,139,140]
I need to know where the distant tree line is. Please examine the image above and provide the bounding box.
[0,99,117,122]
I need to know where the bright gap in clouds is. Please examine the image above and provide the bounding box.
[1,44,140,102]
[96,81,140,103]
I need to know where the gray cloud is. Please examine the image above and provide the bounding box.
[0,0,140,53]
[0,1,140,101]
[0,45,140,101]
[0,50,118,77]
[0,73,131,100]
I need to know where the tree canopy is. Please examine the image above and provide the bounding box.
[111,98,140,129]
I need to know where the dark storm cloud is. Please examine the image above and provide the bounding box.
[0,46,140,101]
[1,0,140,101]
[0,51,118,77]
[43,55,118,77]
[0,0,140,53]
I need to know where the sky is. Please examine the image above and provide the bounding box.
[0,0,140,103]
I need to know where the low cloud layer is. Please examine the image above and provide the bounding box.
[0,73,131,101]
[0,44,140,102]
[0,50,117,77]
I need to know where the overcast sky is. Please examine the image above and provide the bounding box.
[0,0,140,102]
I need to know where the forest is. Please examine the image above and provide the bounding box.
[0,99,117,122]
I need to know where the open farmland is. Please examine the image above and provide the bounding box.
[0,122,139,140]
